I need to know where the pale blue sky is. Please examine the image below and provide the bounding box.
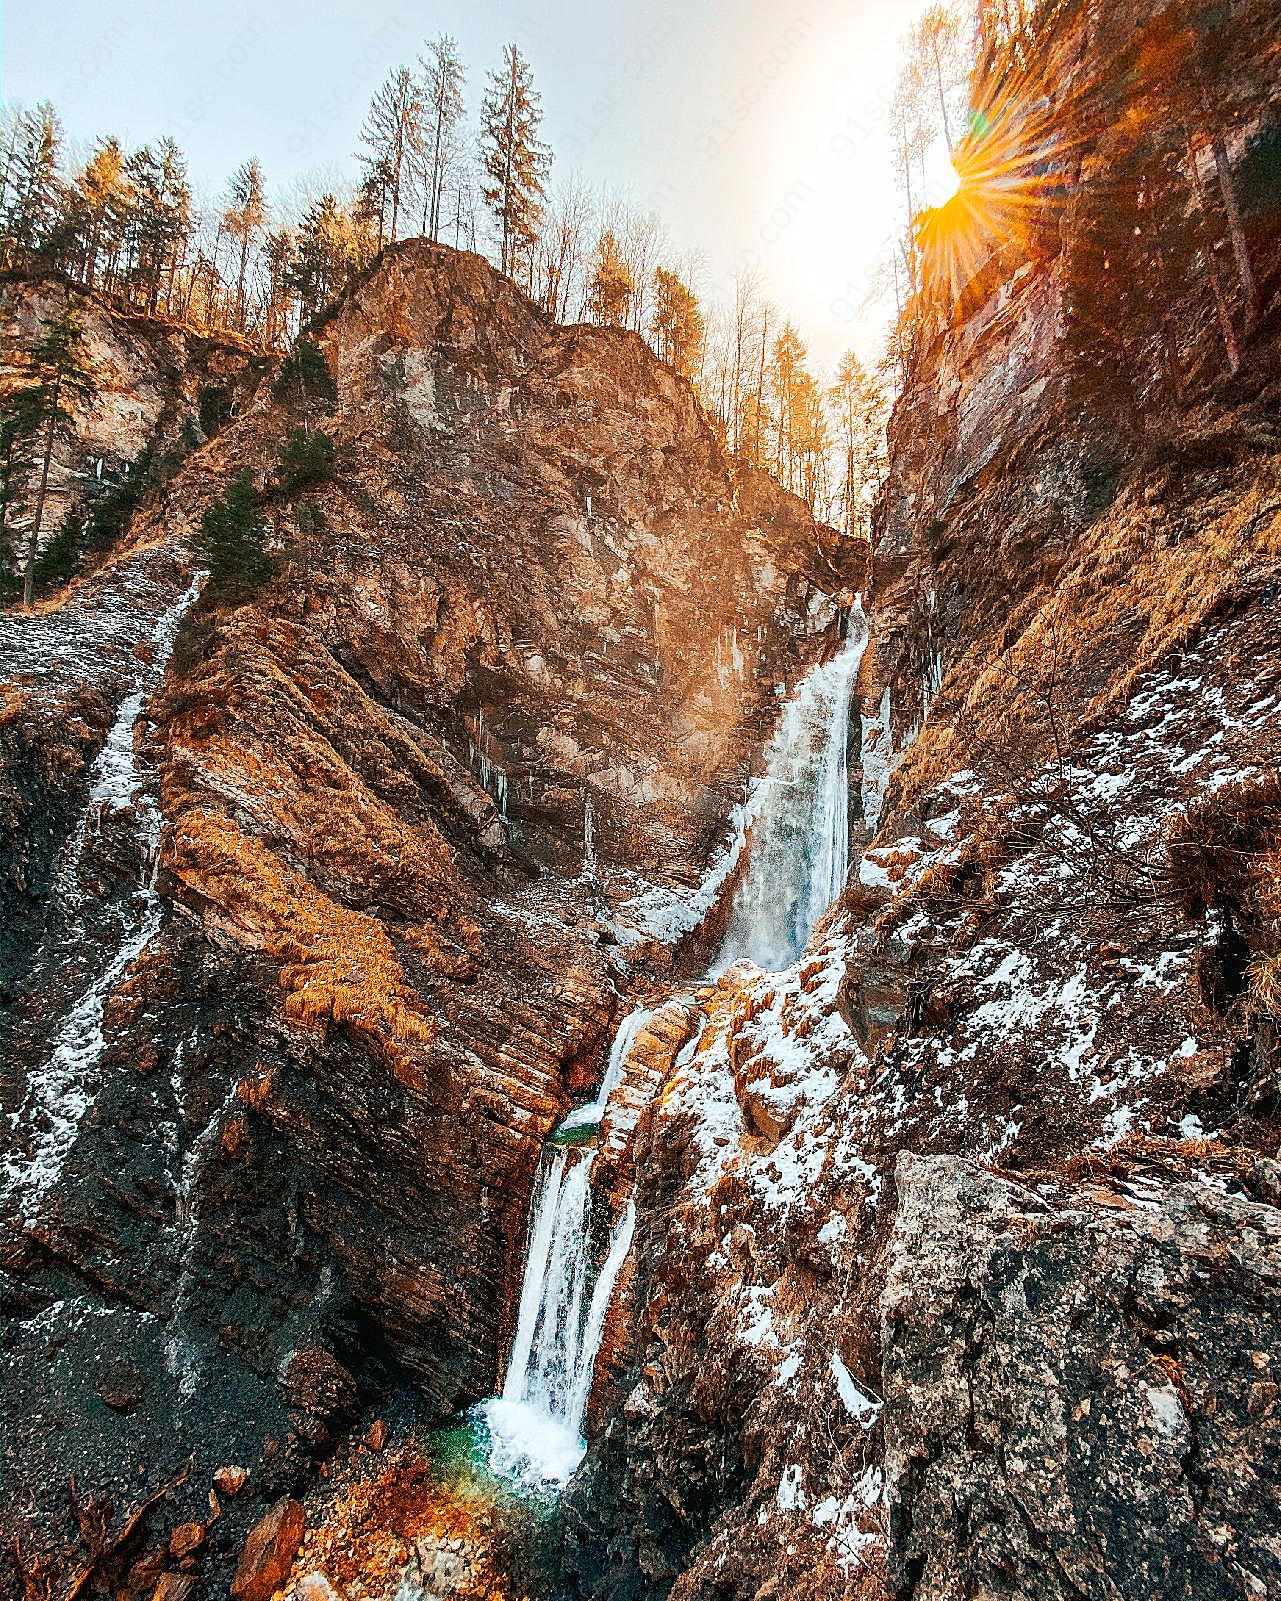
[4,0,940,366]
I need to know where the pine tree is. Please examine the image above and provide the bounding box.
[1,103,62,268]
[418,35,466,242]
[275,427,336,492]
[587,231,634,327]
[31,505,83,591]
[829,352,886,541]
[261,226,296,350]
[273,337,338,429]
[286,195,353,322]
[7,303,96,606]
[74,137,129,290]
[196,471,271,594]
[479,44,550,280]
[125,140,191,315]
[651,267,704,377]
[224,158,267,333]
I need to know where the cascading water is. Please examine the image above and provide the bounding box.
[478,607,866,1493]
[716,604,868,972]
[2,573,205,1218]
[476,1011,649,1487]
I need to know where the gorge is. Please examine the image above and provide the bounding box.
[2,2,1280,1599]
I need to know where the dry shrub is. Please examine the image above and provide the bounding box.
[915,858,961,904]
[1249,953,1281,1020]
[1165,773,1281,919]
[1166,774,1281,1022]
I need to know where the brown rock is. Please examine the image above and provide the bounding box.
[364,1418,388,1451]
[95,1359,144,1412]
[230,1497,305,1601]
[168,1522,205,1560]
[214,1464,249,1495]
[281,1348,357,1448]
[151,1577,197,1601]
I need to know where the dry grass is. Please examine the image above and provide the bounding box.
[1249,952,1281,1021]
[891,462,1281,814]
[173,809,437,1082]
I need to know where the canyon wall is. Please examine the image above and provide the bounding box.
[1,1,1278,1595]
[564,2,1281,1597]
[0,244,855,1592]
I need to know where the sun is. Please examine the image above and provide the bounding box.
[915,76,1081,304]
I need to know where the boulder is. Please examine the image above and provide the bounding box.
[230,1498,305,1601]
[150,1577,196,1601]
[881,1153,1281,1601]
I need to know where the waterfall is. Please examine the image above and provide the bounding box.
[3,574,205,1218]
[478,610,866,1492]
[476,1009,650,1488]
[715,606,868,972]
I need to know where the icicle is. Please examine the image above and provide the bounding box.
[582,793,596,882]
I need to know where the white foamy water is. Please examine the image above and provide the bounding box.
[716,607,867,972]
[476,1010,649,1489]
[4,574,205,1217]
[556,1006,653,1139]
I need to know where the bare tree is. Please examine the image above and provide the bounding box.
[417,35,465,242]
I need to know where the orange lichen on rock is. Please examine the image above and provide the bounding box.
[284,1433,539,1601]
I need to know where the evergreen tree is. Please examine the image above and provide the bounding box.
[7,302,96,606]
[275,427,336,492]
[224,158,267,333]
[479,44,550,280]
[196,471,271,594]
[286,195,354,322]
[418,35,466,241]
[767,323,828,511]
[273,336,338,428]
[1,103,62,267]
[73,137,130,291]
[829,352,886,541]
[125,139,191,314]
[261,226,296,350]
[651,267,704,376]
[31,505,83,591]
[587,230,634,327]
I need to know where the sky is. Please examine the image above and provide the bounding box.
[3,0,946,369]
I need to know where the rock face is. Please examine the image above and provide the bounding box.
[3,7,1278,1598]
[0,243,850,1591]
[560,3,1281,1598]
[0,276,259,568]
[883,1154,1281,1601]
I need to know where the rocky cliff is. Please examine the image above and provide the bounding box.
[0,243,851,1594]
[3,1,1279,1595]
[555,3,1281,1599]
